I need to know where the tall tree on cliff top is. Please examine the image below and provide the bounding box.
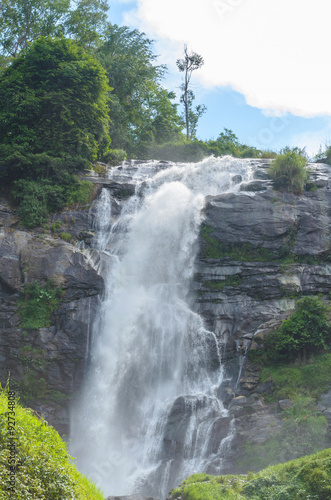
[98,24,184,155]
[176,45,206,141]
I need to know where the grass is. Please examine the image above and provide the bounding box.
[0,385,104,499]
[170,448,331,499]
[18,280,63,330]
[259,352,331,401]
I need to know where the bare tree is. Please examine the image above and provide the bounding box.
[176,45,206,141]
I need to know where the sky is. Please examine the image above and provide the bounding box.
[107,0,331,157]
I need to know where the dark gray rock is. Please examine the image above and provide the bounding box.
[278,399,294,411]
[239,180,268,192]
[0,223,104,435]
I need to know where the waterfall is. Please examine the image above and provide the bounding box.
[70,156,256,499]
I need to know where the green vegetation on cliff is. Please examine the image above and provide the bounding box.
[269,149,309,194]
[0,386,103,499]
[170,448,331,500]
[18,280,63,330]
[263,297,331,364]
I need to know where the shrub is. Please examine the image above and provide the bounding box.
[264,296,331,364]
[269,149,308,194]
[59,232,72,242]
[12,178,94,227]
[65,180,94,206]
[18,281,63,329]
[0,386,104,499]
[103,148,127,166]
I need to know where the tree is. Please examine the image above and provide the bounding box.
[0,0,70,58]
[176,45,206,141]
[64,0,109,49]
[97,24,183,155]
[264,297,331,364]
[0,0,110,61]
[0,37,111,182]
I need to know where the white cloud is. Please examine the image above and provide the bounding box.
[290,121,331,157]
[124,0,331,118]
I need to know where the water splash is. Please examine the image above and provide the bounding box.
[70,156,256,499]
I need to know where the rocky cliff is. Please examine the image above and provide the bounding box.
[1,159,331,474]
[0,193,104,436]
[194,160,331,471]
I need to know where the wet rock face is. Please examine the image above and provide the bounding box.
[0,203,104,436]
[193,162,331,473]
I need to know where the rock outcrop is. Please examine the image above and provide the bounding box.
[193,161,331,472]
[2,159,331,477]
[0,196,104,436]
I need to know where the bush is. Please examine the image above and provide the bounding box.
[169,449,331,500]
[65,180,94,206]
[59,232,72,242]
[264,297,331,364]
[103,148,127,166]
[12,178,94,227]
[0,386,104,499]
[18,281,63,329]
[269,149,308,194]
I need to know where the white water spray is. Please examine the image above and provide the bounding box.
[70,157,256,499]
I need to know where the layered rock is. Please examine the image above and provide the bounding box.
[0,200,104,436]
[193,161,331,472]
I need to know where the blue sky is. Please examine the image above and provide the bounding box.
[107,0,331,157]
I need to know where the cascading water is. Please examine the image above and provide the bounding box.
[70,156,257,499]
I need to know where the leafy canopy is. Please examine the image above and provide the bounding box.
[97,24,184,156]
[0,0,110,62]
[264,296,331,364]
[0,37,111,182]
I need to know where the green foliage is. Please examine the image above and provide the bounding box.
[103,148,127,166]
[238,396,328,472]
[51,220,62,233]
[60,232,72,242]
[242,449,331,499]
[0,37,111,183]
[18,281,63,329]
[0,0,70,58]
[170,449,331,500]
[12,178,93,227]
[269,149,308,194]
[0,386,104,499]
[260,352,331,401]
[147,129,271,163]
[64,0,109,49]
[0,0,110,59]
[97,24,183,156]
[208,128,261,158]
[65,180,94,205]
[263,297,331,364]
